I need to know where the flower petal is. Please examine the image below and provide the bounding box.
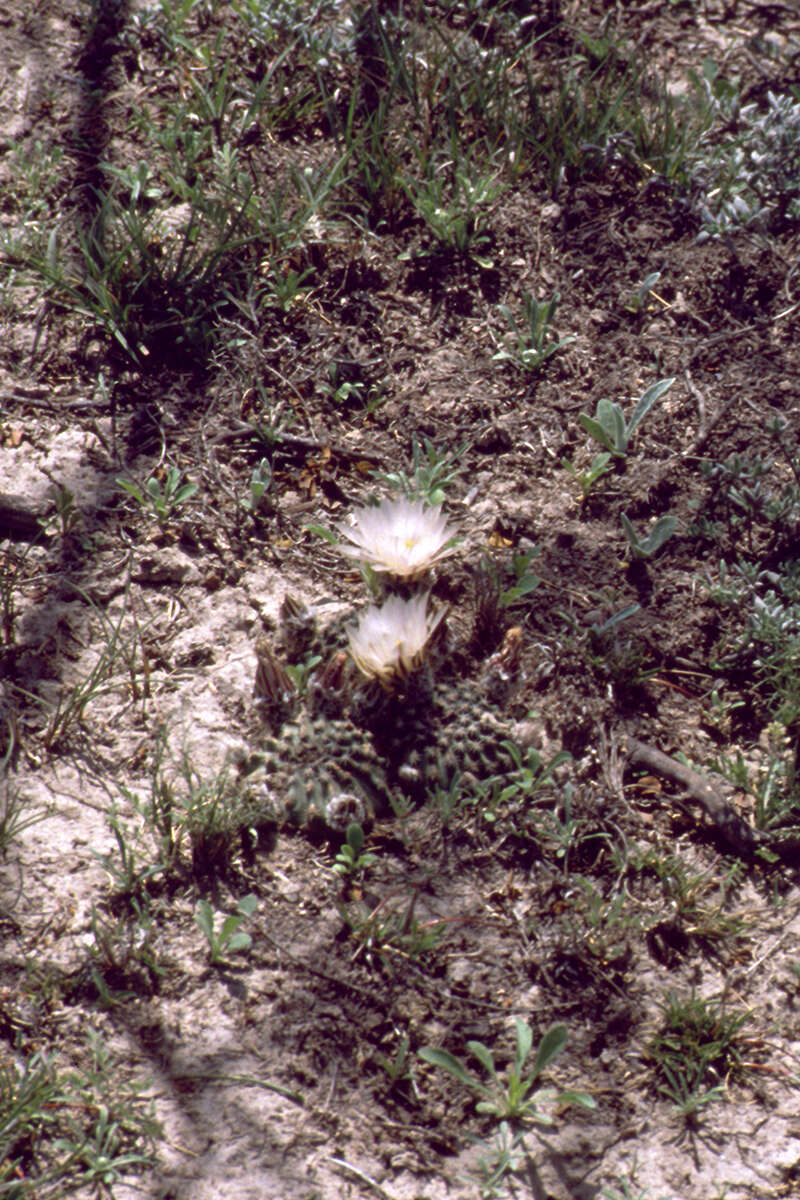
[346,592,443,682]
[340,498,456,578]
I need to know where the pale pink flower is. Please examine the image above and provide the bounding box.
[346,593,444,683]
[340,498,456,579]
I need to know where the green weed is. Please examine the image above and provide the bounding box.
[498,549,542,611]
[3,155,264,366]
[685,66,800,237]
[241,457,273,516]
[706,558,800,727]
[195,893,258,964]
[695,429,800,727]
[0,542,48,647]
[92,807,169,900]
[633,849,747,954]
[19,580,143,751]
[562,452,614,499]
[0,1034,159,1197]
[0,753,42,859]
[371,436,469,506]
[96,739,266,894]
[332,821,378,879]
[420,1019,595,1125]
[579,378,675,459]
[602,1174,674,1200]
[2,139,66,224]
[402,163,501,264]
[647,991,754,1125]
[625,271,662,314]
[620,512,678,561]
[586,603,654,694]
[464,743,572,829]
[340,890,447,966]
[710,725,800,838]
[84,899,166,1005]
[117,467,199,526]
[373,1033,418,1096]
[471,1119,529,1200]
[492,292,575,374]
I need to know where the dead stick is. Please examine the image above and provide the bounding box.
[623,734,762,857]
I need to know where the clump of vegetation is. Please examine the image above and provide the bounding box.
[647,991,754,1126]
[0,1033,159,1196]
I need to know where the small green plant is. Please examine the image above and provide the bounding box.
[117,467,199,526]
[341,891,447,966]
[694,452,795,553]
[320,360,369,409]
[625,270,662,313]
[470,548,541,642]
[540,783,616,872]
[498,549,542,609]
[472,743,572,826]
[0,783,37,857]
[244,394,296,454]
[0,737,43,855]
[419,1020,595,1125]
[647,990,753,1124]
[561,874,640,967]
[472,1120,529,1200]
[562,451,614,497]
[97,737,266,893]
[371,435,468,506]
[195,893,258,964]
[50,483,80,537]
[92,807,169,899]
[0,539,47,645]
[374,1033,419,1098]
[586,602,659,695]
[492,292,575,373]
[284,653,323,696]
[332,821,378,878]
[85,898,165,1005]
[0,1035,159,1196]
[2,167,261,365]
[17,577,142,749]
[620,512,678,560]
[602,1174,674,1200]
[633,848,746,952]
[704,555,800,727]
[157,745,261,878]
[3,138,66,221]
[709,723,800,839]
[687,75,800,238]
[428,768,466,827]
[579,377,675,457]
[242,457,273,515]
[402,164,501,264]
[260,265,315,313]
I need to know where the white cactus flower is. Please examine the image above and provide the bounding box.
[340,497,457,579]
[346,593,444,683]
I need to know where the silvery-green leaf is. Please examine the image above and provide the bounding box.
[532,1024,568,1077]
[226,931,252,954]
[627,377,675,439]
[578,414,616,455]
